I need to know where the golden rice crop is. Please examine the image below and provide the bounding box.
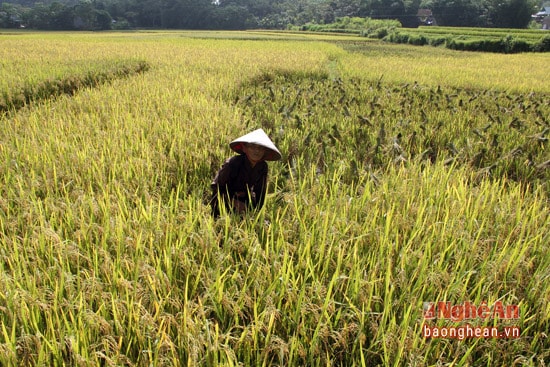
[338,42,550,93]
[0,30,548,366]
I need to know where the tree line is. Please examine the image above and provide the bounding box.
[0,0,542,31]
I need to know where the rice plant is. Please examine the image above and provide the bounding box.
[0,30,548,366]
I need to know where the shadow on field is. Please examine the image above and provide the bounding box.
[0,60,150,115]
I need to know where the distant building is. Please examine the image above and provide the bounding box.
[532,7,550,22]
[542,16,550,30]
[417,9,436,26]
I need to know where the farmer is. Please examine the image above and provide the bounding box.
[210,128,281,217]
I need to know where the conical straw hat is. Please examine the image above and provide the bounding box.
[230,128,282,161]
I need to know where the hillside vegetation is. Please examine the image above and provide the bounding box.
[0,0,541,30]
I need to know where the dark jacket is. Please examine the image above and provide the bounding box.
[210,154,268,216]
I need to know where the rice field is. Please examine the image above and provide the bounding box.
[0,30,549,366]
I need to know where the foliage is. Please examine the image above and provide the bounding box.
[363,0,423,27]
[0,0,544,30]
[484,0,539,28]
[422,0,487,27]
[295,16,401,36]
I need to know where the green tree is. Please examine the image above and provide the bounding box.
[23,3,48,28]
[1,3,23,28]
[332,0,363,17]
[51,3,76,29]
[3,0,542,29]
[401,0,423,26]
[365,0,407,20]
[288,0,334,25]
[103,0,139,27]
[74,0,95,29]
[485,0,538,27]
[161,0,213,28]
[423,0,485,26]
[212,3,255,29]
[93,8,113,29]
[137,0,162,27]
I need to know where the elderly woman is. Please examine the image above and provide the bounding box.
[210,128,281,217]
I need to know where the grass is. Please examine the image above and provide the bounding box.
[0,30,549,366]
